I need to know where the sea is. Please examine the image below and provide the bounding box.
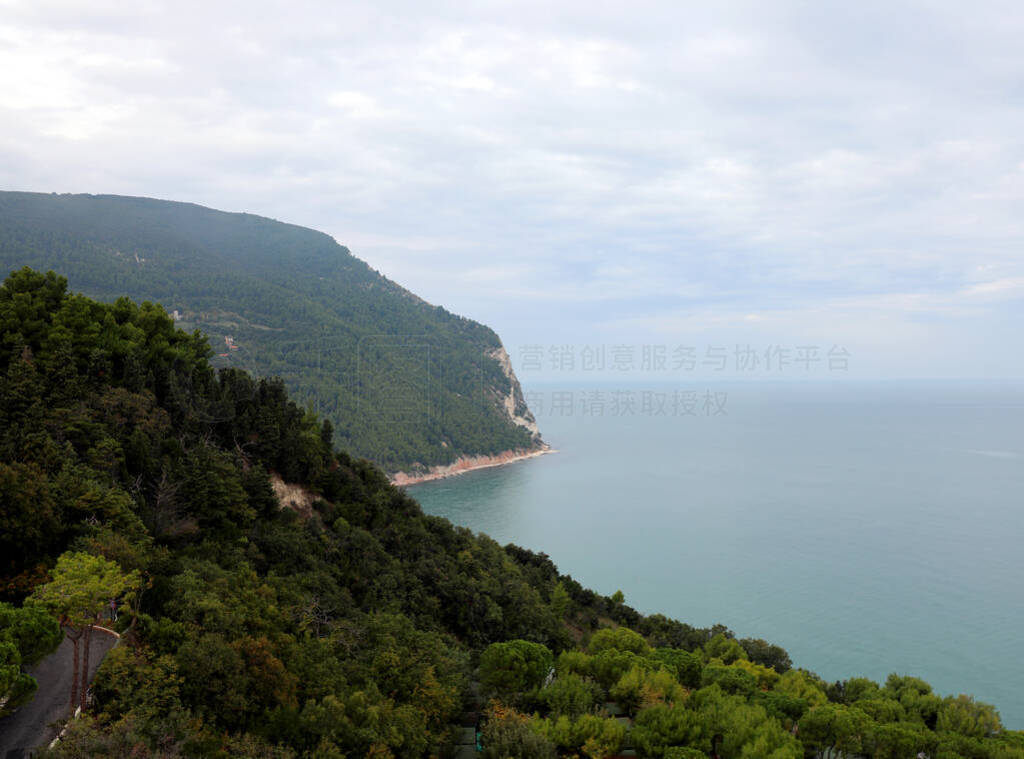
[407,380,1024,728]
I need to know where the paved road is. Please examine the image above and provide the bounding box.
[0,630,117,759]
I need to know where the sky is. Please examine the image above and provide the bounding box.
[2,0,1023,380]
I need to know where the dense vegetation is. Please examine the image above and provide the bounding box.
[1,268,1021,758]
[0,192,540,473]
[0,601,62,716]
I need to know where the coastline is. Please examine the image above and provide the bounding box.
[390,446,555,487]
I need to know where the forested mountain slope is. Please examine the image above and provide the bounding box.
[1,270,1020,759]
[0,191,541,474]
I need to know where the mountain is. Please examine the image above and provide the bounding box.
[0,191,543,475]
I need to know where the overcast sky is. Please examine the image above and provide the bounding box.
[2,0,1023,379]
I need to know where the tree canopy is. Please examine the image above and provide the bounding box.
[0,603,61,716]
[30,552,140,630]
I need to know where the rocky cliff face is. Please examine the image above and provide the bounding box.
[488,346,542,441]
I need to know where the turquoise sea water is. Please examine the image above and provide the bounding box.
[407,381,1024,728]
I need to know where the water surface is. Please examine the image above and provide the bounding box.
[409,381,1024,727]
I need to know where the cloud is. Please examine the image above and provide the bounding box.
[1,0,1023,377]
[963,278,1024,300]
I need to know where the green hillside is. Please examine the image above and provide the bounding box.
[0,191,541,473]
[1,269,1021,758]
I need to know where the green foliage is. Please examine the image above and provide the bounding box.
[737,637,792,673]
[90,646,183,724]
[0,639,36,715]
[703,632,747,664]
[648,647,704,688]
[775,669,827,708]
[865,721,936,759]
[481,708,557,759]
[479,639,553,700]
[798,703,873,757]
[855,696,908,724]
[700,663,758,697]
[751,690,808,724]
[30,551,140,629]
[538,672,602,718]
[610,664,686,713]
[0,602,61,714]
[590,648,652,691]
[0,463,61,582]
[532,712,626,758]
[631,702,706,757]
[0,602,62,665]
[937,694,1003,739]
[37,711,297,758]
[589,625,650,656]
[664,748,706,759]
[688,684,801,759]
[844,675,882,703]
[556,649,595,677]
[549,580,571,620]
[635,614,717,652]
[729,658,781,689]
[175,632,296,731]
[885,672,944,727]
